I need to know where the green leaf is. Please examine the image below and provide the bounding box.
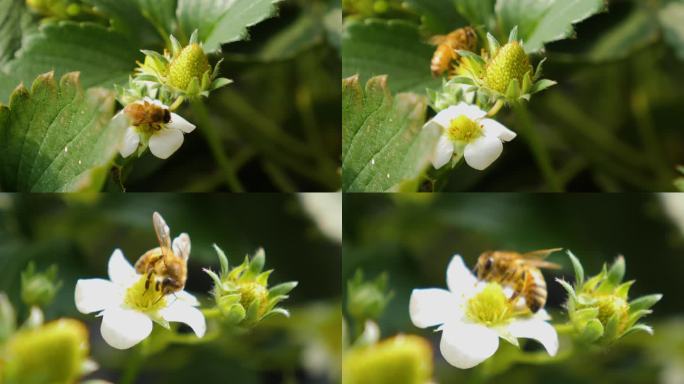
[132,0,177,36]
[177,0,282,52]
[0,0,38,66]
[342,75,440,192]
[496,0,606,53]
[454,0,496,28]
[0,21,140,103]
[0,72,125,192]
[659,1,684,60]
[342,19,438,94]
[81,0,160,44]
[403,0,467,34]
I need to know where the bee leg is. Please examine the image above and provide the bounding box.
[145,271,153,291]
[155,280,161,292]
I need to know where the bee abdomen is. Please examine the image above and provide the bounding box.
[431,46,455,76]
[526,269,548,313]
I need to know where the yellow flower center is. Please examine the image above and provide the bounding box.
[124,276,167,314]
[447,115,483,144]
[466,283,514,326]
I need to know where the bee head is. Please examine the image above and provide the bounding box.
[475,252,495,279]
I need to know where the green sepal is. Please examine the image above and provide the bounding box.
[628,294,662,312]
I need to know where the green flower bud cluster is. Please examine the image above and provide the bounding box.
[117,30,232,108]
[204,245,297,327]
[0,292,96,383]
[448,26,556,106]
[342,335,433,384]
[346,270,394,322]
[1,318,93,384]
[20,262,61,308]
[427,78,475,112]
[557,251,662,345]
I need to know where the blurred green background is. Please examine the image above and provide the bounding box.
[343,193,684,383]
[0,193,341,383]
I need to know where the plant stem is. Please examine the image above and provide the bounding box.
[219,90,311,157]
[120,346,145,384]
[191,99,244,192]
[631,88,673,188]
[512,103,563,191]
[487,99,505,117]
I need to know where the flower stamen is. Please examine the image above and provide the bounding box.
[465,283,514,326]
[124,276,167,314]
[447,115,483,144]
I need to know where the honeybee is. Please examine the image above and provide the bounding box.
[134,212,190,296]
[123,99,171,128]
[475,248,562,313]
[429,26,478,77]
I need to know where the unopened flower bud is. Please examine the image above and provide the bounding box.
[343,335,433,384]
[168,44,210,91]
[1,319,93,383]
[483,41,531,94]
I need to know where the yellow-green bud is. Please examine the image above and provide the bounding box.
[2,319,90,384]
[343,335,433,384]
[594,295,629,335]
[168,44,210,90]
[239,281,269,318]
[483,41,532,94]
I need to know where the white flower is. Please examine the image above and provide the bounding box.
[119,97,196,159]
[409,255,558,369]
[75,249,206,350]
[426,103,516,170]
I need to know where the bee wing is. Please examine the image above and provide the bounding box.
[172,233,191,261]
[428,35,447,45]
[524,259,562,270]
[522,248,563,260]
[152,212,172,250]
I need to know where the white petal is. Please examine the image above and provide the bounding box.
[432,103,487,128]
[431,106,462,128]
[534,309,552,321]
[440,320,499,369]
[100,307,153,349]
[464,136,504,170]
[507,318,559,356]
[149,127,184,159]
[169,113,196,133]
[432,134,455,169]
[159,301,206,338]
[455,103,488,121]
[108,249,138,287]
[74,279,120,314]
[119,127,140,158]
[446,255,478,297]
[481,119,516,142]
[409,288,454,328]
[172,290,200,307]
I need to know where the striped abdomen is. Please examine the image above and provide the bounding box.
[523,268,547,313]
